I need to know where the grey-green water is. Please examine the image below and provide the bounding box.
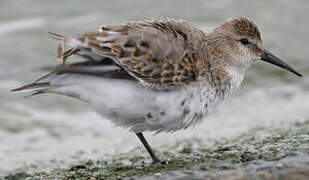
[0,0,309,178]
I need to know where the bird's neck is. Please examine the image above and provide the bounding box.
[201,42,244,94]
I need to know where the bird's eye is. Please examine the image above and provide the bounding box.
[240,38,249,45]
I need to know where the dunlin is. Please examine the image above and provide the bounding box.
[13,16,302,163]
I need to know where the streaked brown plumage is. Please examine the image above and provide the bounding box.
[54,19,211,88]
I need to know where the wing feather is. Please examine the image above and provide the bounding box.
[52,19,208,88]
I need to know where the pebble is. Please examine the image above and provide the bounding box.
[154,172,162,176]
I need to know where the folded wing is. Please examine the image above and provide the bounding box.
[51,19,206,89]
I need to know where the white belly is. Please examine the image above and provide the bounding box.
[49,74,232,133]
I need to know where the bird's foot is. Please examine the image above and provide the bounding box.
[151,157,161,164]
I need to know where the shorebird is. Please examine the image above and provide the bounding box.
[13,16,302,163]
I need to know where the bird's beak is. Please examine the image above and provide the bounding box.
[260,49,302,77]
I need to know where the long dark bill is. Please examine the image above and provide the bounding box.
[260,49,302,77]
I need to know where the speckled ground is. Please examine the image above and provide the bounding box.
[5,120,307,180]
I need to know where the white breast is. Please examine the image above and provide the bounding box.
[47,73,241,133]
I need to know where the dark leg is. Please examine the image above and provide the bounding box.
[136,132,160,163]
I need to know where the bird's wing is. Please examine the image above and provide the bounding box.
[53,19,207,88]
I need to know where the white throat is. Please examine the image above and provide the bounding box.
[225,66,245,93]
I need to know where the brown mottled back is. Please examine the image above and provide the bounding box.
[59,19,209,88]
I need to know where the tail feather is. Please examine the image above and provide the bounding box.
[47,32,70,41]
[11,82,50,92]
[12,31,130,98]
[12,69,64,94]
[22,91,45,98]
[12,82,51,99]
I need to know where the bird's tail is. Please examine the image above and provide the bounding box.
[11,71,61,98]
[11,83,49,98]
[12,31,118,98]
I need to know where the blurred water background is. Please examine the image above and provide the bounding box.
[0,0,308,176]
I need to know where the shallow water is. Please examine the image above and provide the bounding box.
[0,0,308,176]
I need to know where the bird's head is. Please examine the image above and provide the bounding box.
[209,16,302,77]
